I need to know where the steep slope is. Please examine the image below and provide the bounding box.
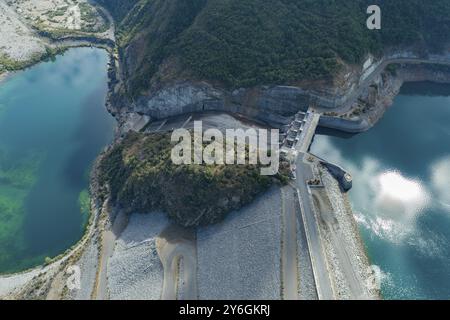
[99,132,289,226]
[100,0,450,97]
[96,0,140,22]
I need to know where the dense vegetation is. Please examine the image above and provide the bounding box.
[98,0,450,96]
[99,132,288,226]
[97,0,140,22]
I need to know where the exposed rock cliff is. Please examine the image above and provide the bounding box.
[321,60,450,132]
[108,49,450,134]
[99,0,450,133]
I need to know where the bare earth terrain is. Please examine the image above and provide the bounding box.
[0,0,109,70]
[0,0,46,61]
[0,0,385,299]
[8,0,107,33]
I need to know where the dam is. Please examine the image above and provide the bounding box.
[279,108,375,299]
[311,81,450,299]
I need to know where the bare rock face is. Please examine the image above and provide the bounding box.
[320,61,450,133]
[114,81,313,127]
[107,44,450,135]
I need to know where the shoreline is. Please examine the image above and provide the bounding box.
[3,58,448,298]
[314,81,450,299]
[1,6,448,296]
[3,56,445,284]
[0,47,113,272]
[319,59,450,133]
[0,41,113,77]
[0,52,116,298]
[0,71,11,84]
[0,1,118,294]
[0,0,120,297]
[0,148,111,298]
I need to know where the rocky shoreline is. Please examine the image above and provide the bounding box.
[0,0,117,298]
[320,62,450,133]
[0,71,9,84]
[2,47,449,299]
[0,0,114,80]
[1,0,449,299]
[108,48,450,136]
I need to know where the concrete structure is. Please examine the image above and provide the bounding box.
[283,107,373,299]
[321,162,353,192]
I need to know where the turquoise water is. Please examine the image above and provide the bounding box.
[0,48,114,273]
[311,82,450,299]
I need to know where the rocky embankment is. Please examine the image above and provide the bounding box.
[320,61,450,133]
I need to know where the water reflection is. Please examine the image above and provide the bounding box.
[311,82,450,299]
[375,171,429,220]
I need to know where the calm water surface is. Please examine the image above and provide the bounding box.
[0,48,114,273]
[311,82,450,299]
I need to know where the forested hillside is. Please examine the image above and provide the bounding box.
[96,0,139,21]
[99,132,288,226]
[98,0,450,96]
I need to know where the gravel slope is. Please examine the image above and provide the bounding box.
[197,187,283,299]
[107,212,169,300]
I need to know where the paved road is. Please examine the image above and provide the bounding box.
[295,157,334,300]
[281,187,299,299]
[313,192,368,299]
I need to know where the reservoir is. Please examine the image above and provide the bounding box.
[0,48,114,273]
[311,82,450,299]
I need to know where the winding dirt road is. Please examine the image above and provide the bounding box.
[156,225,198,300]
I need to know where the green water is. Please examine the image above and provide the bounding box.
[311,82,450,299]
[0,48,114,273]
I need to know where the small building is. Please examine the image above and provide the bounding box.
[321,162,353,192]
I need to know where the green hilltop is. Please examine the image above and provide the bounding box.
[98,132,289,226]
